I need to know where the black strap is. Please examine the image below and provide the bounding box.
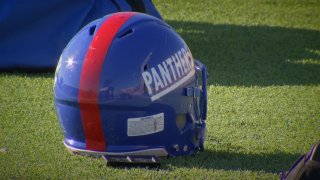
[299,160,320,180]
[281,142,320,180]
[126,0,146,13]
[111,0,122,11]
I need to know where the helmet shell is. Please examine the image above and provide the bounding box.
[54,12,205,157]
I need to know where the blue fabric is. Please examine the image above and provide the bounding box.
[0,0,162,69]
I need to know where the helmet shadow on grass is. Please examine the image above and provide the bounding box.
[168,20,320,86]
[1,22,319,86]
[161,149,300,173]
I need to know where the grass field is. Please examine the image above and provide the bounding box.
[1,0,320,178]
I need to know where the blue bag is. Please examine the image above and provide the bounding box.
[0,0,162,69]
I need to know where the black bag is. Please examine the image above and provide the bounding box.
[281,141,320,180]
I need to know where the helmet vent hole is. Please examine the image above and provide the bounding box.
[118,29,133,39]
[89,25,96,36]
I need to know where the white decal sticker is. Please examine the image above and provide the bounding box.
[127,113,164,136]
[142,46,195,101]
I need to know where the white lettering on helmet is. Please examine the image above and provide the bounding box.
[142,71,153,94]
[172,54,183,77]
[151,67,164,91]
[158,62,172,86]
[181,48,192,70]
[142,47,195,101]
[165,57,177,81]
[177,50,187,73]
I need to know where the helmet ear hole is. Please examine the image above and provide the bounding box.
[143,64,148,93]
[89,25,96,36]
[176,114,187,131]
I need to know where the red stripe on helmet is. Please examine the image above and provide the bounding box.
[79,12,136,151]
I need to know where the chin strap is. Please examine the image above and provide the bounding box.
[194,60,208,151]
[199,121,207,151]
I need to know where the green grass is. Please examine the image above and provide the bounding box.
[1,0,320,178]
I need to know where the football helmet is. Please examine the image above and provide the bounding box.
[54,12,207,158]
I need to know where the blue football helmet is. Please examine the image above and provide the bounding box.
[54,12,208,158]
